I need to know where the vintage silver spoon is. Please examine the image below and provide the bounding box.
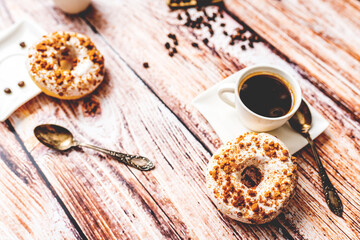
[34,124,155,171]
[289,100,343,216]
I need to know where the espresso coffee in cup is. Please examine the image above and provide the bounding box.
[239,72,294,118]
[217,65,302,132]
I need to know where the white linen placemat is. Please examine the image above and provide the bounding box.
[193,70,329,154]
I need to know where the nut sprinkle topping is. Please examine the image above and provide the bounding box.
[206,132,298,224]
[28,31,105,99]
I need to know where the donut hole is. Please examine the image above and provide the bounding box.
[241,165,263,188]
[58,46,77,71]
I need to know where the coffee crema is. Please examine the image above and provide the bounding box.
[239,73,293,118]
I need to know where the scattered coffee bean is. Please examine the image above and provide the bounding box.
[203,9,209,18]
[191,42,199,48]
[18,81,25,87]
[185,10,191,19]
[165,33,180,57]
[207,13,217,22]
[19,42,26,48]
[168,33,176,40]
[167,0,223,9]
[4,88,11,94]
[174,6,261,52]
[143,62,149,68]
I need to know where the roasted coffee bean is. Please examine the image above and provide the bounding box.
[175,6,259,50]
[203,9,208,17]
[18,81,25,87]
[191,42,199,48]
[4,88,11,94]
[143,62,149,68]
[167,33,176,40]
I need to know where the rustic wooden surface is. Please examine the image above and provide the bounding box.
[0,0,359,239]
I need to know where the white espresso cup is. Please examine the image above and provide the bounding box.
[218,65,302,132]
[54,0,91,14]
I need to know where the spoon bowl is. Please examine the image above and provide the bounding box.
[289,101,312,135]
[34,124,154,171]
[289,100,343,216]
[34,124,76,151]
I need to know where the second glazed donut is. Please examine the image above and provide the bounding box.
[206,132,298,224]
[28,31,105,100]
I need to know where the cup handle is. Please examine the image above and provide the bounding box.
[218,83,235,107]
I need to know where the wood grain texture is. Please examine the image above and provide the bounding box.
[0,0,359,239]
[2,2,258,239]
[0,123,80,239]
[80,0,360,239]
[226,0,360,118]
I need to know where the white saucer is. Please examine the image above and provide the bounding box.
[0,19,45,121]
[193,70,329,154]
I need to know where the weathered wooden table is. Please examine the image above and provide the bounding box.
[0,0,359,239]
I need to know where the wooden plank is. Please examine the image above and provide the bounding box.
[9,45,246,238]
[1,0,359,239]
[226,0,360,118]
[79,0,360,239]
[0,123,80,239]
[1,3,262,239]
[2,1,297,239]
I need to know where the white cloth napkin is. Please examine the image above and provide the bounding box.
[193,70,329,154]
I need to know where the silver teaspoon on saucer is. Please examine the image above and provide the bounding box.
[289,100,343,216]
[34,124,155,171]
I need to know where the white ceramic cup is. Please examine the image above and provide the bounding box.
[54,0,91,14]
[218,65,302,132]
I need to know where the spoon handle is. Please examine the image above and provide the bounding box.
[305,133,343,216]
[80,143,154,171]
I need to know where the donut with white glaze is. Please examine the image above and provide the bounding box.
[28,31,104,100]
[206,132,298,224]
